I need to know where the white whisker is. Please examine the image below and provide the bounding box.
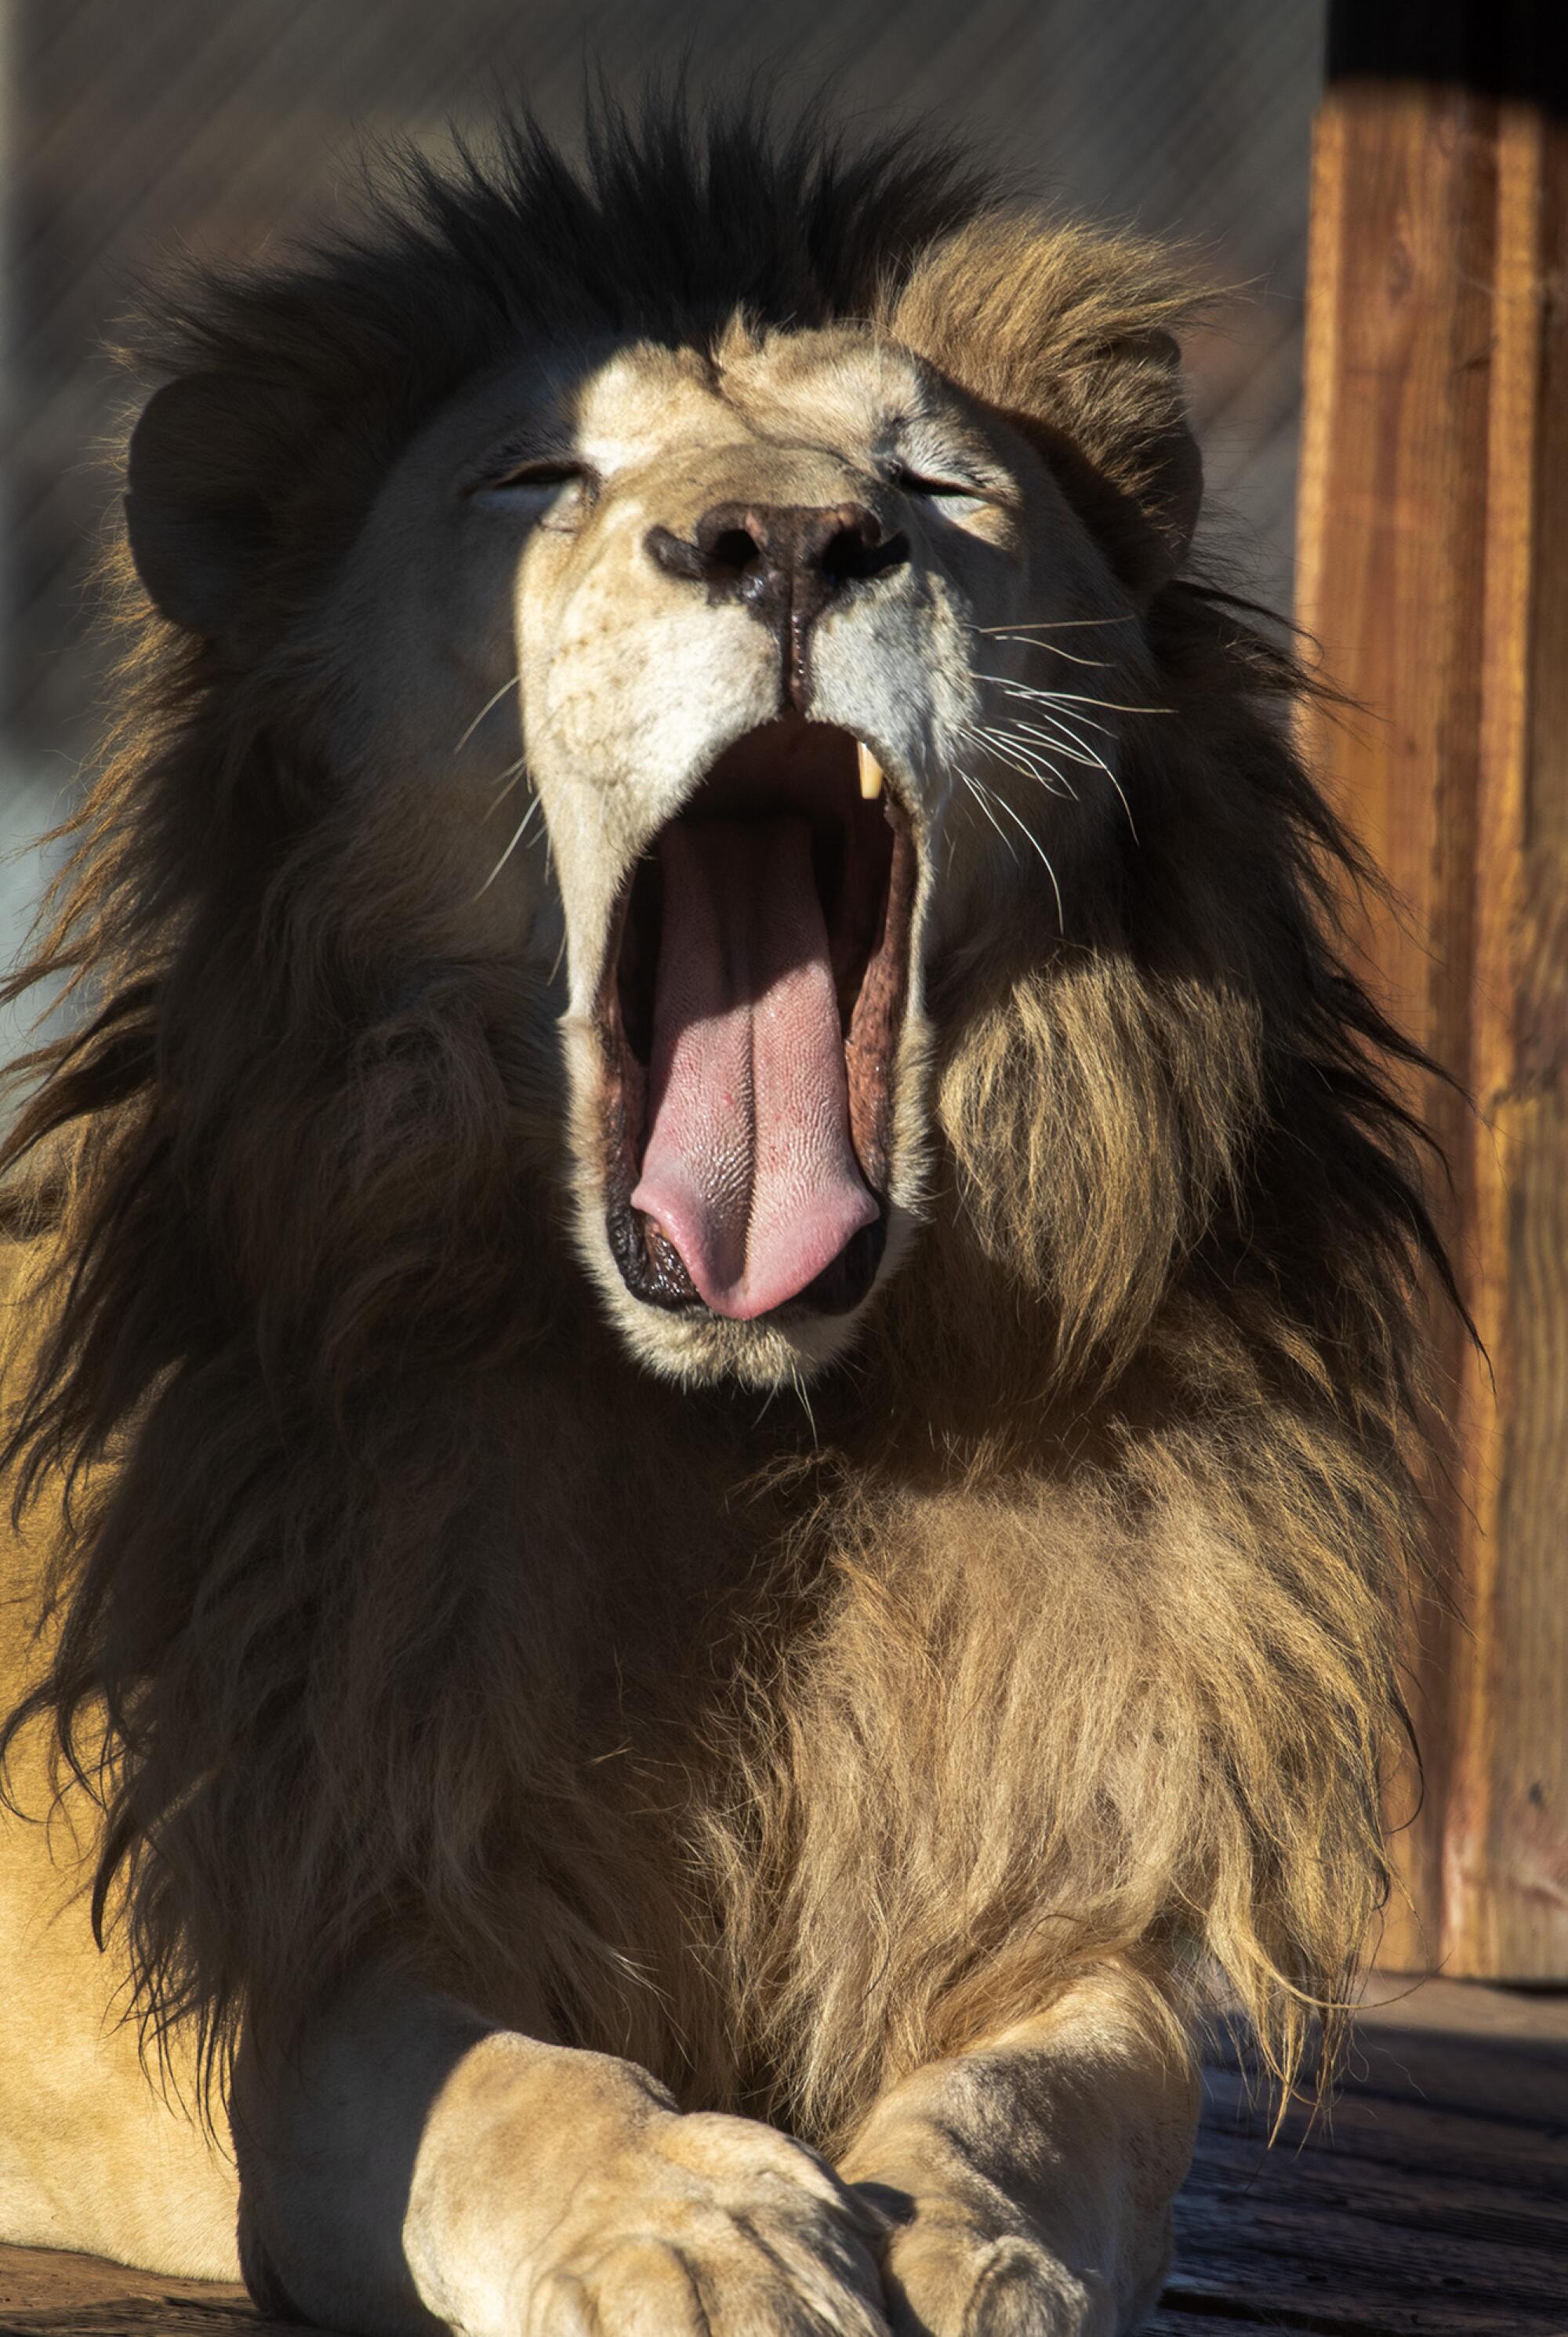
[967,714,1080,791]
[975,677,1117,735]
[1051,689,1174,717]
[456,672,521,753]
[967,699,1140,848]
[481,758,528,820]
[1008,718,1102,771]
[959,770,1019,866]
[1004,741,1079,803]
[1009,710,1138,841]
[959,721,1073,799]
[982,634,1114,668]
[967,772,1065,932]
[971,615,1138,633]
[982,677,1173,718]
[1018,703,1119,773]
[789,1363,819,1447]
[1011,700,1114,761]
[475,791,543,894]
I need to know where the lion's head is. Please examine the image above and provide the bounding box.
[1,101,1457,2108]
[109,118,1207,1392]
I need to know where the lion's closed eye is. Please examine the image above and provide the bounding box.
[887,461,995,508]
[470,458,594,524]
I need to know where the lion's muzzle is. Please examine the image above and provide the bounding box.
[644,501,909,714]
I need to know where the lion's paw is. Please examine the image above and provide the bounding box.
[873,2211,1114,2337]
[525,2113,891,2337]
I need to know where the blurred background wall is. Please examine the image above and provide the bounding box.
[2,0,1324,971]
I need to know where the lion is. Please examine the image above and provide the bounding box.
[0,97,1455,2337]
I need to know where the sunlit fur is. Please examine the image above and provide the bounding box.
[0,100,1458,2158]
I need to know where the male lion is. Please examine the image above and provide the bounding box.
[0,101,1452,2337]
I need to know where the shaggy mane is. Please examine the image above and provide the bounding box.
[0,96,1460,2145]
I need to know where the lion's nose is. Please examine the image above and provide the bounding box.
[645,501,909,712]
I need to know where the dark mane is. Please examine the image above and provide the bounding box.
[0,96,1462,2137]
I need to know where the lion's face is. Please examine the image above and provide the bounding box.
[307,318,1138,1387]
[124,182,1206,1397]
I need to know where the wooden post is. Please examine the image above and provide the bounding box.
[1297,11,1568,1977]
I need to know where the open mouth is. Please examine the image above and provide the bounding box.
[597,718,916,1324]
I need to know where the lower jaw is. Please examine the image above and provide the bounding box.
[596,1242,891,1391]
[604,1198,888,1322]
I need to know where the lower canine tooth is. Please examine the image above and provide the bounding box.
[857,743,884,801]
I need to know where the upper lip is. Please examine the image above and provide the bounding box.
[593,717,917,1322]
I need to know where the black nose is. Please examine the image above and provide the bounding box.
[646,501,909,712]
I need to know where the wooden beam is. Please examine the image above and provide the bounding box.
[1298,28,1568,1975]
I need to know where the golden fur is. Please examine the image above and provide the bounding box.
[0,100,1456,2212]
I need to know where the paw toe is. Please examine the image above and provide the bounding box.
[960,2241,1111,2337]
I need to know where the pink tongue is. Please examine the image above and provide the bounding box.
[630,816,877,1321]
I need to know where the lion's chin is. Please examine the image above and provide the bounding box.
[594,1279,891,1393]
[590,716,916,1370]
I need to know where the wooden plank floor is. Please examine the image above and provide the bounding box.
[1154,1979,1568,2337]
[3,1982,1565,2336]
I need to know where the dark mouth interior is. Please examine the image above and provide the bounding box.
[597,718,916,1321]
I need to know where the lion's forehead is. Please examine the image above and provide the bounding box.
[565,327,939,482]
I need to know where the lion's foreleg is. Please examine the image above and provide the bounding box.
[233,1975,891,2337]
[837,1964,1199,2337]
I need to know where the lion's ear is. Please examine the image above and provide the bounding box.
[1014,326,1203,602]
[887,218,1206,602]
[125,374,277,638]
[1096,326,1203,583]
